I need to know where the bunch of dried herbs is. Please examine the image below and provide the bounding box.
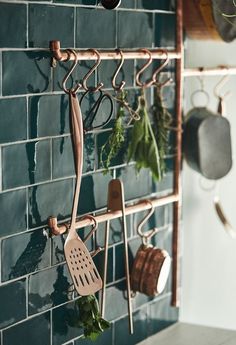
[151,85,172,179]
[100,90,138,172]
[127,89,162,180]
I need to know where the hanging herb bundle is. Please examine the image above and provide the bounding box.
[127,89,162,180]
[100,90,128,172]
[151,85,172,179]
[75,295,110,341]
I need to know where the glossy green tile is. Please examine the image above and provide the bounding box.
[29,5,74,48]
[104,281,128,320]
[0,279,26,329]
[0,189,27,238]
[78,173,111,215]
[0,98,27,144]
[137,0,172,10]
[28,179,74,228]
[76,8,116,48]
[114,307,148,345]
[52,136,74,179]
[52,301,83,345]
[2,312,50,345]
[98,60,134,89]
[52,134,95,179]
[2,140,51,189]
[0,4,26,48]
[93,247,113,284]
[74,324,113,345]
[1,229,50,282]
[96,215,132,247]
[148,295,178,336]
[29,264,72,315]
[152,170,174,194]
[118,11,153,48]
[155,13,176,48]
[118,166,153,201]
[29,94,70,138]
[2,51,51,96]
[119,0,136,8]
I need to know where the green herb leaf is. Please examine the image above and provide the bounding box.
[127,90,161,180]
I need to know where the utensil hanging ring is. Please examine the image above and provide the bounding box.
[191,89,210,108]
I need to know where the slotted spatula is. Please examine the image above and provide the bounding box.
[65,90,102,296]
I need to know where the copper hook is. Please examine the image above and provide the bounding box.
[112,49,126,91]
[62,49,81,94]
[152,49,172,88]
[82,49,104,92]
[137,200,158,243]
[80,214,103,257]
[214,74,231,99]
[136,49,154,88]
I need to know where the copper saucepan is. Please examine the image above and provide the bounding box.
[131,202,171,297]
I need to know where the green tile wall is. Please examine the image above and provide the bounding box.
[0,1,179,345]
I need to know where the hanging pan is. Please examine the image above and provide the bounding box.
[183,87,232,180]
[131,202,171,297]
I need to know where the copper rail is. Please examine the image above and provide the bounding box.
[171,0,183,308]
[184,65,236,77]
[50,40,181,61]
[48,193,179,236]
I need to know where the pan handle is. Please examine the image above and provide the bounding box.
[214,196,236,239]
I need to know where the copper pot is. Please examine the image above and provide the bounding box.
[130,203,171,297]
[131,243,171,296]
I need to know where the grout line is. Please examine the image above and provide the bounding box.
[73,6,76,49]
[50,309,53,345]
[26,275,29,317]
[26,3,29,49]
[50,138,53,181]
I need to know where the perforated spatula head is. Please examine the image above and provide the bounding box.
[65,232,102,296]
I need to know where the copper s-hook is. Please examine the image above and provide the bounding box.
[82,49,104,92]
[112,49,126,91]
[136,49,154,88]
[137,200,159,244]
[62,49,81,94]
[152,49,172,88]
[214,74,231,116]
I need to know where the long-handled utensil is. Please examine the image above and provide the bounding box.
[101,179,133,334]
[64,86,102,296]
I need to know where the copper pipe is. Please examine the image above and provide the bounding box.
[184,66,236,77]
[50,40,181,62]
[171,0,183,308]
[48,193,179,236]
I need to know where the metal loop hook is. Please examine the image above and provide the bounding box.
[137,200,158,243]
[152,49,172,87]
[82,49,104,92]
[80,214,102,257]
[214,74,231,100]
[62,49,81,94]
[136,49,154,88]
[112,49,126,91]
